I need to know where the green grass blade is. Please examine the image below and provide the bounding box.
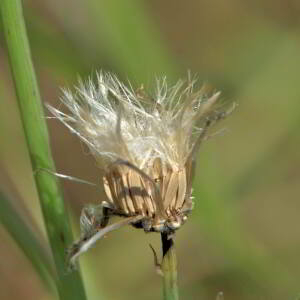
[0,0,87,299]
[0,189,55,292]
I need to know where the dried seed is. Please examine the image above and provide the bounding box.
[140,176,155,216]
[103,176,114,205]
[121,173,136,214]
[106,173,121,211]
[162,170,172,201]
[127,170,145,215]
[163,172,179,210]
[152,158,162,181]
[115,174,129,215]
[174,169,187,210]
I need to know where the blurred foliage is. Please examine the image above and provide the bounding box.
[1,0,300,299]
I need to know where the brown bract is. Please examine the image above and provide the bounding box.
[103,157,194,233]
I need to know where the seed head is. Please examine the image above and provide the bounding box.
[47,71,234,267]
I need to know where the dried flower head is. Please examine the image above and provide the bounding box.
[47,71,234,268]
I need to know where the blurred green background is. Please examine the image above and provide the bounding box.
[1,0,300,299]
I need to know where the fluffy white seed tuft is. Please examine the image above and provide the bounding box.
[47,71,227,173]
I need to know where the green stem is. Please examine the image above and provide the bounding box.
[0,189,56,292]
[161,233,179,300]
[0,1,87,299]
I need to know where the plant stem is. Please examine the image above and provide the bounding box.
[0,190,56,292]
[161,233,179,300]
[0,0,87,299]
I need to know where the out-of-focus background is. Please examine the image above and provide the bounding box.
[1,0,300,299]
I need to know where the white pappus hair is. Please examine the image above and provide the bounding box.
[47,71,231,173]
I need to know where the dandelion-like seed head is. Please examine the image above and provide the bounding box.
[47,71,234,268]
